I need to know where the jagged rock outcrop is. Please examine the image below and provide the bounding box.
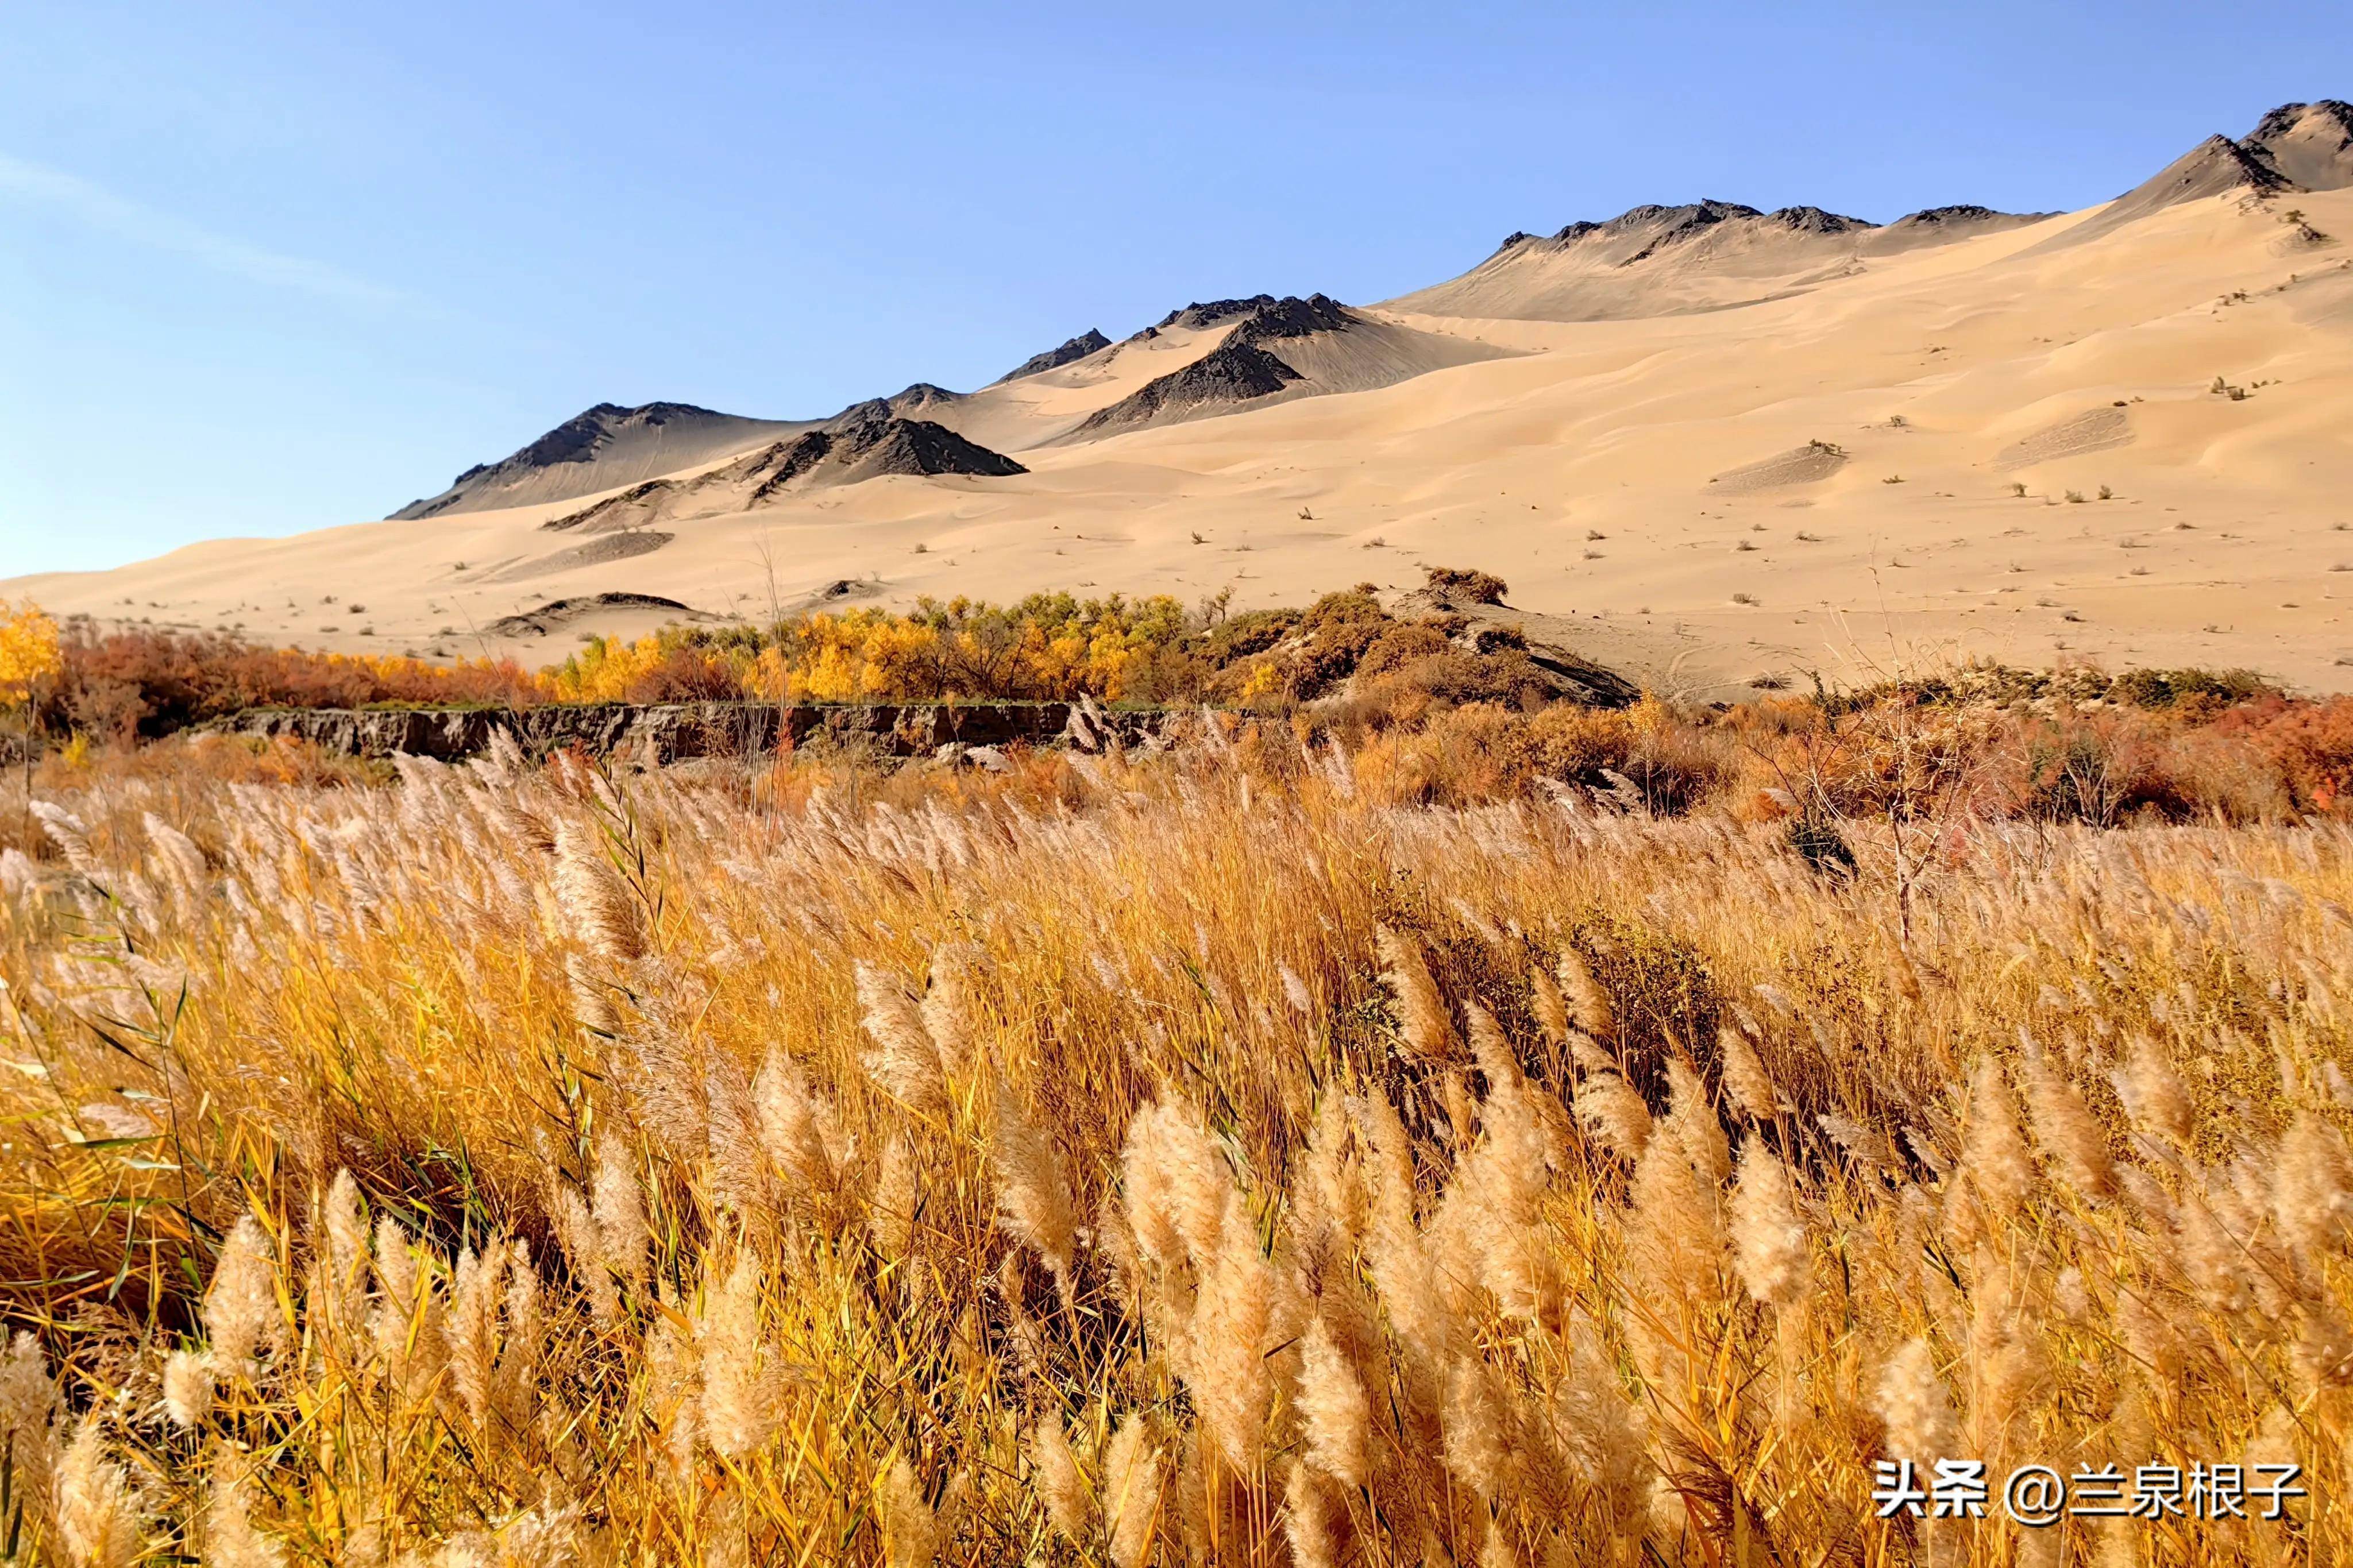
[1152,295,1282,332]
[1229,293,1354,344]
[1072,341,1303,436]
[817,411,1027,482]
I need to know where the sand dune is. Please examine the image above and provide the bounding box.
[15,102,2353,696]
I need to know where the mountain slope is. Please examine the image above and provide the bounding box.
[2049,104,2353,253]
[1387,199,2047,322]
[390,402,807,519]
[541,412,1027,535]
[2244,100,2353,191]
[2050,134,2298,249]
[1070,341,1305,438]
[1068,293,1515,439]
[992,329,1112,383]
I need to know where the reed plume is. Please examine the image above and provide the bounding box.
[1032,1408,1088,1544]
[990,1071,1079,1284]
[54,1415,140,1568]
[553,820,645,962]
[858,961,949,1114]
[1378,924,1455,1059]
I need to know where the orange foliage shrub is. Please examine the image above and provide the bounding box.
[49,624,535,740]
[2223,695,2353,813]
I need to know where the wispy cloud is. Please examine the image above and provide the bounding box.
[0,152,411,307]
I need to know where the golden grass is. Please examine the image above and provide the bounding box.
[1,733,2350,1564]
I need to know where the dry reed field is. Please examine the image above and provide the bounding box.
[1,728,2351,1566]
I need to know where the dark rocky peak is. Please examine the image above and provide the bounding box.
[1895,204,2003,225]
[2171,133,2300,195]
[839,418,1028,478]
[628,401,728,424]
[506,401,710,469]
[889,382,962,411]
[1767,205,1874,233]
[1154,295,1279,331]
[1632,199,1764,231]
[1071,340,1303,437]
[823,397,896,432]
[727,414,1025,501]
[1593,199,1769,252]
[2240,99,2353,190]
[1876,204,2056,237]
[1534,199,1861,249]
[993,328,1112,383]
[1229,293,1356,345]
[2248,99,2353,144]
[391,399,794,521]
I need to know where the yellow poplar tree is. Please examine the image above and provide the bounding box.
[0,599,63,798]
[0,600,59,705]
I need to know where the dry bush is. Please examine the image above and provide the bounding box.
[1418,566,1510,605]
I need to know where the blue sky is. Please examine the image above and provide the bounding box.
[3,1,2347,576]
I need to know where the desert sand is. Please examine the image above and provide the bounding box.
[13,102,2353,697]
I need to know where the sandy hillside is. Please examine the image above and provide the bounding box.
[14,101,2353,697]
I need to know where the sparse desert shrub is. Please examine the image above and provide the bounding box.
[1349,648,1562,728]
[1525,702,1635,781]
[1202,607,1298,663]
[1353,621,1455,681]
[1419,564,1509,604]
[1351,700,1538,803]
[1617,694,1734,814]
[2105,665,2276,713]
